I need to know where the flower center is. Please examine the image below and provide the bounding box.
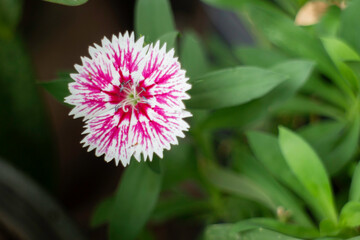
[115,81,148,113]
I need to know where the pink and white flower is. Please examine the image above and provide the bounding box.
[65,32,191,166]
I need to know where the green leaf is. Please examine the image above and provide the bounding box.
[206,219,318,240]
[245,3,351,95]
[43,0,87,6]
[109,161,162,240]
[233,148,314,227]
[39,77,72,104]
[339,0,360,56]
[0,0,22,39]
[180,31,210,79]
[279,127,337,223]
[188,66,287,109]
[0,37,54,190]
[135,0,175,42]
[201,60,314,128]
[242,218,319,238]
[273,95,344,120]
[147,157,161,174]
[161,140,197,190]
[247,131,314,213]
[235,47,289,68]
[151,194,210,223]
[349,161,360,202]
[202,163,276,210]
[319,218,341,236]
[339,201,360,228]
[157,31,178,50]
[316,5,341,37]
[321,37,360,91]
[302,75,348,110]
[299,121,345,163]
[205,224,245,240]
[240,228,302,240]
[91,196,114,227]
[325,116,360,175]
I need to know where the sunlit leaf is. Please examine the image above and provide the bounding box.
[349,161,360,202]
[339,201,360,228]
[279,127,337,223]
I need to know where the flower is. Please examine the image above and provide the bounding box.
[65,32,191,166]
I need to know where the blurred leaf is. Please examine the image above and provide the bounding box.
[302,75,348,109]
[39,77,72,104]
[157,31,178,50]
[43,0,87,6]
[180,31,210,79]
[151,194,210,223]
[205,224,244,240]
[237,218,319,238]
[237,228,302,240]
[339,201,360,228]
[319,218,340,236]
[161,140,197,190]
[279,127,337,223]
[346,61,360,79]
[339,0,360,56]
[273,95,344,120]
[0,37,54,189]
[202,163,276,210]
[188,66,287,109]
[0,0,22,39]
[325,116,360,175]
[91,196,114,227]
[247,131,314,214]
[316,5,341,37]
[201,0,267,10]
[233,149,314,227]
[322,37,360,91]
[202,60,314,128]
[273,0,298,16]
[206,34,239,68]
[206,219,318,240]
[135,0,175,42]
[235,47,288,68]
[109,161,162,240]
[299,121,345,162]
[349,161,360,202]
[147,157,161,174]
[245,3,351,95]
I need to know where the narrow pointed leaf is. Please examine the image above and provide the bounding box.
[279,127,337,222]
[135,0,175,42]
[188,67,287,109]
[43,0,87,6]
[109,161,162,240]
[350,161,360,202]
[39,78,72,104]
[180,32,210,79]
[201,60,314,128]
[339,201,360,228]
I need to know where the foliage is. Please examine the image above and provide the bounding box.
[12,0,360,239]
